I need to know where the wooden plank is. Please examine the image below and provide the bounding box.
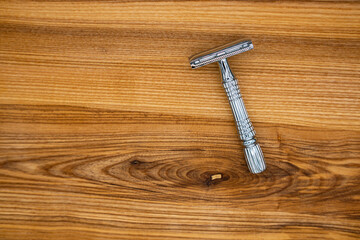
[0,1,359,239]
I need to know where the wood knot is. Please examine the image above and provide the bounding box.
[204,173,229,186]
[130,159,141,165]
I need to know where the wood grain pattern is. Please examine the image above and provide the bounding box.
[1,1,360,239]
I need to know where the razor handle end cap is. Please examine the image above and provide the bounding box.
[244,143,266,174]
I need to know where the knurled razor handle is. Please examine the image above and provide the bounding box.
[223,78,266,174]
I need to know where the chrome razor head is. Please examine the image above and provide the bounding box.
[189,39,254,69]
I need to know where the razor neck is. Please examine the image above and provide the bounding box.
[218,59,235,83]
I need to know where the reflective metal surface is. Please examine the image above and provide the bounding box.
[219,59,265,174]
[189,40,266,174]
[189,39,253,69]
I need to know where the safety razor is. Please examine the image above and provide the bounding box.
[189,39,266,174]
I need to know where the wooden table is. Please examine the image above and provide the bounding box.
[1,1,359,239]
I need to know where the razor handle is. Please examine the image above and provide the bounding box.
[219,59,266,173]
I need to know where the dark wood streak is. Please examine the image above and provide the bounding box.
[1,105,359,206]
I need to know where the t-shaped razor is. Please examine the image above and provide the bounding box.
[189,39,266,174]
